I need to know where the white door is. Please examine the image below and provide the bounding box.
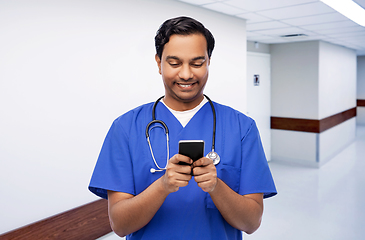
[246,52,271,161]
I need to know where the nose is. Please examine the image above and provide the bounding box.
[178,64,193,80]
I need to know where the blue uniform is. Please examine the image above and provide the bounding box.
[89,100,277,240]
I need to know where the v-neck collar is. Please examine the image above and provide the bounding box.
[161,97,209,128]
[157,101,209,128]
[155,101,210,132]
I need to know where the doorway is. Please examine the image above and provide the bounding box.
[246,52,271,161]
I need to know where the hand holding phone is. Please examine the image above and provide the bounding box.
[178,140,204,165]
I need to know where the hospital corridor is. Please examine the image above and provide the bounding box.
[1,0,365,239]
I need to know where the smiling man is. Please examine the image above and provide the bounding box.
[89,16,276,240]
[156,33,209,110]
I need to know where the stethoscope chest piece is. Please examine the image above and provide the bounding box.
[206,151,220,165]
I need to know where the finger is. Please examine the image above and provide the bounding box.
[170,154,192,165]
[194,172,217,192]
[192,163,216,177]
[175,174,192,183]
[166,162,193,177]
[169,176,191,186]
[179,165,194,175]
[163,169,192,192]
[166,163,193,176]
[193,168,217,180]
[192,157,213,168]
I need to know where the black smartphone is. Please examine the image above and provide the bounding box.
[178,140,205,165]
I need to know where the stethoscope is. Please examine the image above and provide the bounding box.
[146,95,220,173]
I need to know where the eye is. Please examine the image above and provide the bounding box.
[190,58,206,68]
[191,62,204,68]
[168,62,181,67]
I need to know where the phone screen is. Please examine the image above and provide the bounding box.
[178,140,205,164]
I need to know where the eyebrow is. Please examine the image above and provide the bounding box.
[165,56,179,61]
[165,56,206,61]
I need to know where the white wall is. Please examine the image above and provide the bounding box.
[271,40,357,120]
[357,108,365,125]
[318,41,357,119]
[271,130,318,165]
[318,42,357,164]
[270,40,357,167]
[0,0,247,234]
[247,41,270,54]
[357,56,365,125]
[357,56,365,99]
[271,41,320,119]
[319,118,356,165]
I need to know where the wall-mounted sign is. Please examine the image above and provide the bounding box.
[254,74,260,86]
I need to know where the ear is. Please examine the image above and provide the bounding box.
[155,54,162,75]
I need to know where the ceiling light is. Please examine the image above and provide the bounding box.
[320,0,365,27]
[280,34,309,40]
[281,34,308,38]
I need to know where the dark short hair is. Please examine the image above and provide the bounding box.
[155,16,215,59]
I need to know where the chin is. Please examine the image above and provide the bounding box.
[177,93,200,102]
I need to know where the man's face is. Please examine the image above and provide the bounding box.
[155,33,210,111]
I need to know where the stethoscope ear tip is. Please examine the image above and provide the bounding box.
[150,168,156,173]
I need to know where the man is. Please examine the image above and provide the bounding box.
[89,16,276,240]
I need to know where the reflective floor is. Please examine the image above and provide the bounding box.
[246,126,365,240]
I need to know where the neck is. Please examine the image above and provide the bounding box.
[163,95,204,111]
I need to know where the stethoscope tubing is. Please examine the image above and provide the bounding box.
[146,95,218,172]
[204,95,216,152]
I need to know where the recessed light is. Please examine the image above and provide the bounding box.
[320,0,365,27]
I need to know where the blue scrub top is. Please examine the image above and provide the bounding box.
[89,100,277,240]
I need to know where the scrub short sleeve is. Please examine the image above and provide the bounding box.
[239,119,277,199]
[88,117,135,199]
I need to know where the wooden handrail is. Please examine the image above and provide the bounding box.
[271,107,356,133]
[357,99,365,107]
[0,199,112,240]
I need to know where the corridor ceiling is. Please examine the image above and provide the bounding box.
[175,0,365,55]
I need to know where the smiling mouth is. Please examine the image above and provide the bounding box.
[177,82,196,88]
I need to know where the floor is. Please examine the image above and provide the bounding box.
[245,126,365,240]
[99,126,365,240]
